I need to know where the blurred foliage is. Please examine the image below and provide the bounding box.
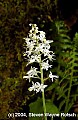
[0,0,59,119]
[0,0,78,119]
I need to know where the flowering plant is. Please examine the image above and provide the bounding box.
[23,24,58,120]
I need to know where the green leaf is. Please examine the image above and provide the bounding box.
[46,82,57,91]
[29,97,43,113]
[29,97,43,120]
[59,99,65,110]
[57,88,68,100]
[29,98,59,120]
[46,99,59,113]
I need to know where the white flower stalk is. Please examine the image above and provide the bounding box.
[23,24,55,62]
[23,24,58,92]
[49,71,59,82]
[28,81,47,93]
[23,24,58,120]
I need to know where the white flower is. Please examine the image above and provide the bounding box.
[49,71,59,82]
[27,41,35,49]
[47,52,55,61]
[28,56,36,63]
[44,40,53,44]
[28,81,37,92]
[35,43,44,53]
[23,52,27,57]
[36,82,48,92]
[27,66,38,77]
[32,34,37,40]
[43,43,50,50]
[35,43,50,55]
[28,81,47,93]
[29,32,33,38]
[39,31,46,40]
[40,43,50,52]
[23,75,31,82]
[23,37,30,43]
[29,23,32,26]
[43,49,50,56]
[23,67,38,82]
[29,24,38,35]
[25,51,32,57]
[41,60,52,71]
[29,54,41,63]
[26,41,35,53]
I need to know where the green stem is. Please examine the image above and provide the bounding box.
[65,60,74,113]
[65,78,72,112]
[36,35,47,120]
[40,65,47,120]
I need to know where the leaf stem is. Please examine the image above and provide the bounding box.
[40,64,47,120]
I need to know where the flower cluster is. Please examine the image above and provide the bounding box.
[23,24,54,64]
[23,24,58,93]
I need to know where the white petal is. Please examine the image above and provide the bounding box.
[23,76,29,79]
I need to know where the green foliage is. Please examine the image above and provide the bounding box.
[58,21,78,112]
[29,97,43,114]
[29,97,59,120]
[0,77,24,119]
[46,99,59,113]
[47,21,78,115]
